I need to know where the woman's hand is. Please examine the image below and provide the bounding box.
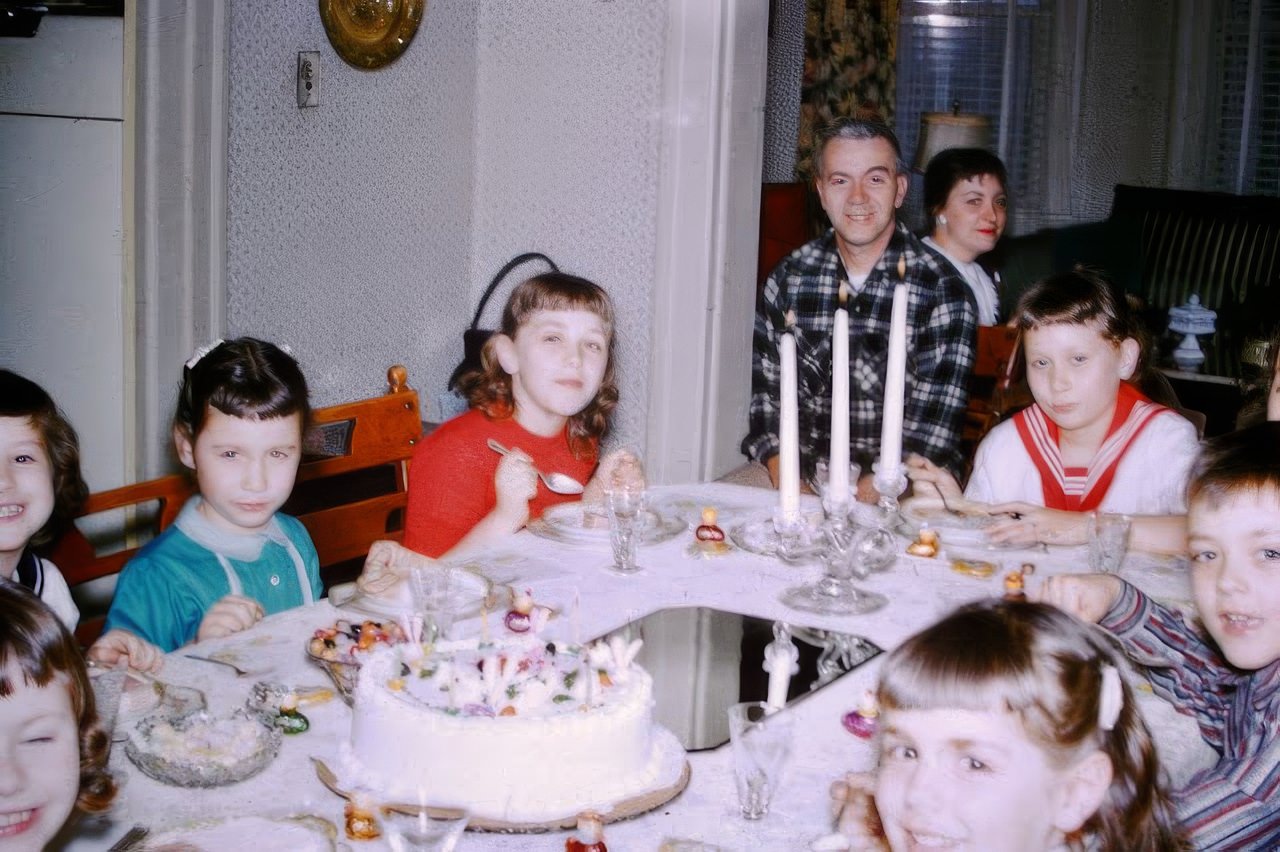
[196,594,264,643]
[87,629,165,673]
[1034,574,1125,624]
[984,502,1087,547]
[904,454,964,506]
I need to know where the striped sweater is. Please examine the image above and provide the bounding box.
[1102,582,1280,850]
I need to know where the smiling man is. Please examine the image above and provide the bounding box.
[743,116,977,500]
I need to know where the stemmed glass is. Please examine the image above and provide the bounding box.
[384,805,470,852]
[409,564,456,642]
[779,505,887,615]
[605,485,646,573]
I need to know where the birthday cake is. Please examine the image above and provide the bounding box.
[344,633,684,824]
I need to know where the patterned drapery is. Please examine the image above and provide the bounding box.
[796,0,900,182]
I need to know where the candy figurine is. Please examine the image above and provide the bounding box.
[274,693,310,734]
[505,588,535,632]
[687,506,731,558]
[565,811,608,851]
[1003,569,1027,601]
[905,527,939,558]
[344,795,381,840]
[841,690,879,739]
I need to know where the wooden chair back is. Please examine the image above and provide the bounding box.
[51,366,422,646]
[961,326,1028,464]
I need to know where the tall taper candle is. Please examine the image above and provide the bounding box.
[879,281,908,483]
[829,284,851,501]
[779,312,801,522]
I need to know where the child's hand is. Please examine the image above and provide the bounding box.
[828,771,889,850]
[88,629,165,673]
[984,503,1087,547]
[196,594,265,643]
[492,449,538,525]
[1035,574,1125,624]
[357,540,415,596]
[904,454,963,505]
[583,449,645,503]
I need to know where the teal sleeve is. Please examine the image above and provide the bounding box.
[102,546,202,653]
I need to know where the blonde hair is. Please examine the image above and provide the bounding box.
[879,600,1186,851]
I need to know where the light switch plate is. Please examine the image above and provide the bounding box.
[297,51,320,108]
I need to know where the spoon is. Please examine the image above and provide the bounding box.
[486,439,585,495]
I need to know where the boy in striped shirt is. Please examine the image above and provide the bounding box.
[1042,422,1280,850]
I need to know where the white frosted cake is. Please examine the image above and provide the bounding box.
[344,634,684,824]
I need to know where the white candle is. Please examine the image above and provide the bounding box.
[779,315,801,523]
[763,638,795,711]
[829,284,850,501]
[879,282,908,482]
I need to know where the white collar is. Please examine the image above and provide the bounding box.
[174,497,290,562]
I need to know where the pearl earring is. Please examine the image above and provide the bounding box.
[937,214,948,226]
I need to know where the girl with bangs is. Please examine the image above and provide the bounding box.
[827,600,1186,851]
[399,272,641,560]
[0,583,114,851]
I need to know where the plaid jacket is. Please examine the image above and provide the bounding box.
[742,223,977,478]
[1103,582,1280,850]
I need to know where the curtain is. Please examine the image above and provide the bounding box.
[795,0,900,182]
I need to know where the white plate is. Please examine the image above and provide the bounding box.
[328,569,491,619]
[900,497,1000,548]
[141,813,338,851]
[528,502,687,546]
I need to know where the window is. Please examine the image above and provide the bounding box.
[1208,0,1280,196]
[895,0,1060,234]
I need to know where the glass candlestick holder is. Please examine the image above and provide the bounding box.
[779,503,888,615]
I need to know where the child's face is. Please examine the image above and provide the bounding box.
[0,668,80,851]
[175,407,303,536]
[875,707,1100,852]
[499,309,610,436]
[0,417,55,578]
[1189,488,1280,670]
[1023,321,1138,442]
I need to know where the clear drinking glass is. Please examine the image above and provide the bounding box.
[727,701,794,819]
[1087,513,1132,574]
[384,807,470,852]
[409,565,456,641]
[605,486,646,573]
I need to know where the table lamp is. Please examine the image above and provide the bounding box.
[1167,294,1217,371]
[913,102,993,171]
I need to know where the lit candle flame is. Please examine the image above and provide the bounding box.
[897,255,906,281]
[838,282,849,308]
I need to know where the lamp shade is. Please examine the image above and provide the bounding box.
[913,111,993,171]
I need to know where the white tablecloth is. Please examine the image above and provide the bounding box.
[68,482,1210,851]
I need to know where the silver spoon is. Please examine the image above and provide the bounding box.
[486,438,585,495]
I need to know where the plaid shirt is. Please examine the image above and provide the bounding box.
[1102,582,1280,850]
[743,223,977,478]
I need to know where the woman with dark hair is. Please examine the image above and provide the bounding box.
[922,147,1009,325]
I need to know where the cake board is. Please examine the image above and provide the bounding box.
[313,729,690,834]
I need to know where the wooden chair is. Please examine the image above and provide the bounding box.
[960,326,1028,471]
[51,366,423,646]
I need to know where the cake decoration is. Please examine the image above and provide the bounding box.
[344,795,380,840]
[504,587,553,634]
[565,811,608,851]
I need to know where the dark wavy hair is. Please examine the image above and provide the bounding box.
[0,370,89,548]
[878,600,1187,851]
[0,582,115,813]
[1012,268,1140,344]
[175,337,311,441]
[457,272,618,460]
[922,147,1008,233]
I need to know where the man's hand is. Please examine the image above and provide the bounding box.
[196,594,264,643]
[87,629,165,673]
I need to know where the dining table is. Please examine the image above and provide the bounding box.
[66,481,1214,852]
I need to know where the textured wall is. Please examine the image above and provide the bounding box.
[226,0,667,451]
[226,1,478,413]
[762,0,806,182]
[470,0,667,451]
